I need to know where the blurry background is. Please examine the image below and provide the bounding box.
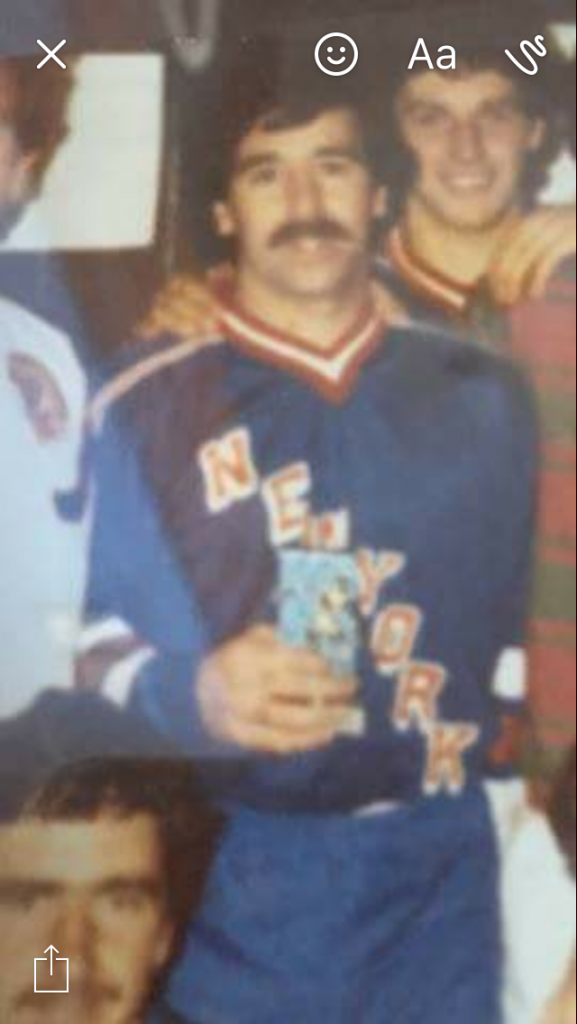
[5,56,165,252]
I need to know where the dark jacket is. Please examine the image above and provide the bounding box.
[148,1005,191,1024]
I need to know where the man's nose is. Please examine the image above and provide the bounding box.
[449,121,485,164]
[54,903,97,974]
[284,168,324,219]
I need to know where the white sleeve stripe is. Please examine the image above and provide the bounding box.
[76,617,137,654]
[493,648,528,702]
[103,648,156,707]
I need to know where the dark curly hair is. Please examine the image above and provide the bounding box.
[23,757,222,946]
[370,13,566,219]
[200,34,385,205]
[0,693,222,946]
[0,56,75,193]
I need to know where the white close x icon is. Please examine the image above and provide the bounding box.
[37,40,67,70]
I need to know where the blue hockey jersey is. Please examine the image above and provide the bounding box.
[85,298,537,817]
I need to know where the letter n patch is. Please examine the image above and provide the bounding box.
[199,428,259,513]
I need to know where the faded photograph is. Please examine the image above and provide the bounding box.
[0,2,575,1023]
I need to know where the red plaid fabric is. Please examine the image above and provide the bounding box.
[509,272,576,756]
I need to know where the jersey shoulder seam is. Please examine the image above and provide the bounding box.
[90,333,223,431]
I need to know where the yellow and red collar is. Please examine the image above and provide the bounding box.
[388,227,477,316]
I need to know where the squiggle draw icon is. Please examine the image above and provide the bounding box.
[505,35,548,77]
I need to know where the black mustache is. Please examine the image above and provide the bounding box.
[270,220,352,249]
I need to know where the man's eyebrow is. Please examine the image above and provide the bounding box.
[480,97,523,113]
[403,95,522,116]
[96,876,163,898]
[403,99,447,115]
[314,145,365,162]
[0,879,63,900]
[235,144,365,175]
[235,152,281,175]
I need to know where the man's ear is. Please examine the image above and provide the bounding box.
[153,920,177,973]
[528,118,547,154]
[213,200,237,239]
[9,151,39,205]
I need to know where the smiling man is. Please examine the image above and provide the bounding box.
[380,21,574,317]
[388,68,552,299]
[149,26,575,766]
[143,25,576,768]
[378,25,576,765]
[85,49,537,1023]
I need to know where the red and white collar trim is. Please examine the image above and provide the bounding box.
[388,228,475,315]
[218,292,385,403]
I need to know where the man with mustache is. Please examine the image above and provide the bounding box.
[85,48,537,1022]
[0,692,221,1024]
[146,19,575,769]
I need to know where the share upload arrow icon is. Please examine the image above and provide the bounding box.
[34,945,70,993]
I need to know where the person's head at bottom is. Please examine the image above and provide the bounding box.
[0,755,220,1024]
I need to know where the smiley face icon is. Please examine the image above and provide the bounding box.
[315,33,359,77]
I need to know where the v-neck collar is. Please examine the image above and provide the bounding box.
[217,287,385,403]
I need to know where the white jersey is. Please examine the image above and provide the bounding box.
[502,800,576,1024]
[0,297,88,717]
